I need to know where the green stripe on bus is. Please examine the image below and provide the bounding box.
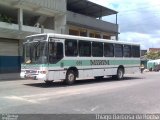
[22,59,140,68]
[109,60,140,65]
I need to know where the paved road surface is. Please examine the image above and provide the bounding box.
[0,72,160,114]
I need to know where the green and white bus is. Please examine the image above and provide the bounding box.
[20,33,140,85]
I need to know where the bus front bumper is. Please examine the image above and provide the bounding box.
[20,72,47,81]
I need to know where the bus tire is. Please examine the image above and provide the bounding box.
[94,76,104,80]
[112,68,124,80]
[116,68,124,80]
[45,80,53,85]
[65,70,76,85]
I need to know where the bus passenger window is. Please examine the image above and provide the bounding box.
[92,42,103,57]
[56,43,64,59]
[115,44,123,57]
[132,45,140,57]
[49,42,63,63]
[123,45,131,57]
[79,41,91,57]
[104,43,114,57]
[65,39,78,56]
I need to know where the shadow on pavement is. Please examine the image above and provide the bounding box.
[0,78,24,82]
[24,76,143,88]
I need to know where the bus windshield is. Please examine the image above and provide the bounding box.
[23,41,48,64]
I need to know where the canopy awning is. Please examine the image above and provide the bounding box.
[67,0,118,18]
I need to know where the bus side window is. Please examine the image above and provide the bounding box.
[115,44,123,57]
[79,40,91,57]
[92,42,103,57]
[104,43,114,57]
[132,45,140,57]
[56,43,63,59]
[123,45,131,57]
[65,39,78,57]
[49,42,63,63]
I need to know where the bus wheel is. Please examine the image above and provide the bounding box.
[94,76,104,80]
[45,80,53,85]
[112,68,124,80]
[65,70,76,85]
[116,68,124,80]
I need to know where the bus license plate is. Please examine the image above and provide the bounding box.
[26,75,35,80]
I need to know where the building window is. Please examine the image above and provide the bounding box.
[103,35,110,39]
[89,33,101,38]
[89,33,94,38]
[95,33,101,38]
[80,31,87,37]
[69,29,79,36]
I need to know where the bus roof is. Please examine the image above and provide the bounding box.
[26,33,140,46]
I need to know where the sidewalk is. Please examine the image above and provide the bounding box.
[0,73,21,80]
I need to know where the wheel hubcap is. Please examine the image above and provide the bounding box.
[68,73,74,81]
[118,69,123,78]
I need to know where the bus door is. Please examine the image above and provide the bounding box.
[48,38,64,80]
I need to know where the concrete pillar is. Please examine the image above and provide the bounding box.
[100,32,103,39]
[87,29,90,37]
[18,8,23,63]
[55,14,66,34]
[19,39,23,57]
[41,25,44,33]
[18,8,23,31]
[115,33,118,40]
[65,25,69,35]
[116,13,118,25]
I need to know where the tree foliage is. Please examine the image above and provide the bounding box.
[145,51,160,60]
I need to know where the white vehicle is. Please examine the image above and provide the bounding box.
[147,59,160,71]
[21,33,140,85]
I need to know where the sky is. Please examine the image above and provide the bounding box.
[89,0,160,50]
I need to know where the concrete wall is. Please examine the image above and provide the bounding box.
[0,0,66,13]
[25,0,66,12]
[0,38,20,73]
[55,15,67,34]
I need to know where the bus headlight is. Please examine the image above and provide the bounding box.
[39,70,47,74]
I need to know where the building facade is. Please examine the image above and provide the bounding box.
[0,0,118,74]
[149,48,160,52]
